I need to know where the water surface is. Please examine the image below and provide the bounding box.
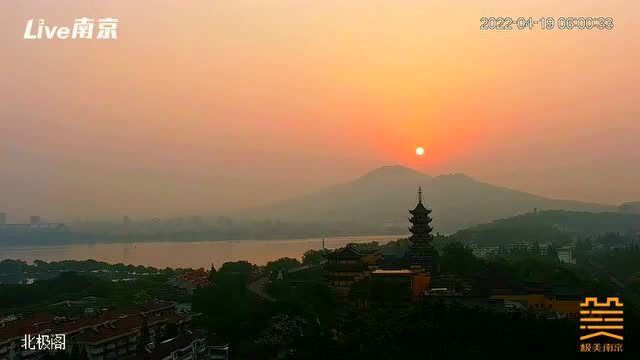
[0,235,403,268]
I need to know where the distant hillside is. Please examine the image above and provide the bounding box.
[449,210,640,246]
[243,165,614,233]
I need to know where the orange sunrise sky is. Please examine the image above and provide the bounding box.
[0,0,638,221]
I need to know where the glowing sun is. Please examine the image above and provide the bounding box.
[415,147,425,156]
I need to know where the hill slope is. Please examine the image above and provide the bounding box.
[449,210,640,246]
[244,165,614,233]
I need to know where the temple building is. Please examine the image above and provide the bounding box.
[324,188,434,305]
[408,186,437,272]
[324,245,381,302]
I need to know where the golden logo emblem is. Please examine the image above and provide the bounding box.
[579,297,623,353]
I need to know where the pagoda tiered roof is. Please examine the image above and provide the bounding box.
[408,187,436,271]
[409,201,431,215]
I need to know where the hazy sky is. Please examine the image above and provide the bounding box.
[1,1,638,221]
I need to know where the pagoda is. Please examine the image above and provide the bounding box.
[408,186,436,272]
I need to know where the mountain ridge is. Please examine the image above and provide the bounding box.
[242,165,617,233]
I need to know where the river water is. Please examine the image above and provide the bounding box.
[0,235,403,269]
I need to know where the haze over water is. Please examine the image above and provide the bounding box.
[0,235,400,269]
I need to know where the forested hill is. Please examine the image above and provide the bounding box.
[449,210,640,246]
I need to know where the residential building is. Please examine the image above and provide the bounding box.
[0,302,190,360]
[131,330,229,360]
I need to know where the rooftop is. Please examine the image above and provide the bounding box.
[174,269,211,287]
[132,330,228,360]
[372,269,412,275]
[0,301,177,344]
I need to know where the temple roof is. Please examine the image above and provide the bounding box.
[410,201,430,214]
[323,244,366,259]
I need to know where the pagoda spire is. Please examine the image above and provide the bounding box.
[417,186,423,204]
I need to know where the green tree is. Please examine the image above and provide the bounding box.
[301,249,330,265]
[255,314,306,358]
[217,261,256,276]
[265,257,301,276]
[439,242,484,276]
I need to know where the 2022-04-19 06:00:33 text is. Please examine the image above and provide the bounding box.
[480,17,614,31]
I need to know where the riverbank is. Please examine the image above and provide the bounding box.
[0,234,404,269]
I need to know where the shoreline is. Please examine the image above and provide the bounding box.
[0,234,406,268]
[0,233,407,250]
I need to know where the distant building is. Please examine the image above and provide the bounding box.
[429,273,473,294]
[469,245,499,259]
[168,269,211,296]
[557,246,576,264]
[0,223,68,234]
[0,216,67,241]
